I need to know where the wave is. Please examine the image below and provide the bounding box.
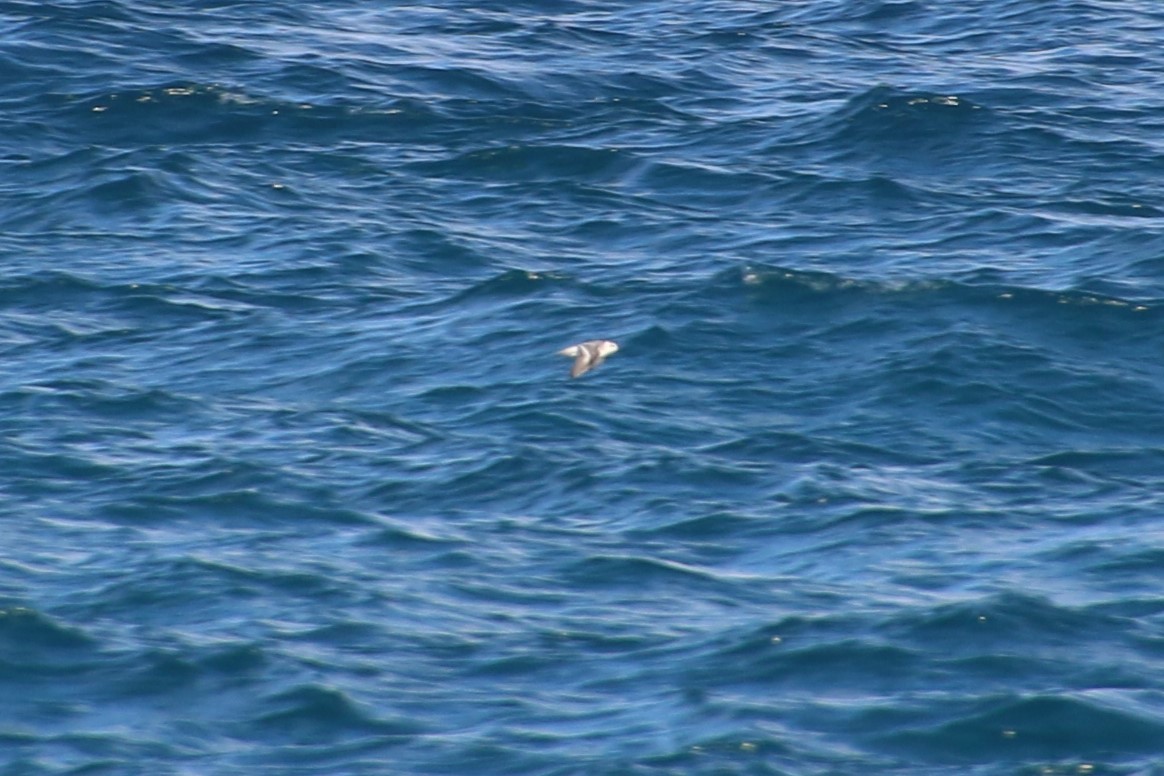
[873,692,1164,762]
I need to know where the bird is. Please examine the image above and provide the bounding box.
[558,339,619,378]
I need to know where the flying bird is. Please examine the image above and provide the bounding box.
[558,339,619,378]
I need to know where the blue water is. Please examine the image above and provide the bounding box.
[3,1,1164,774]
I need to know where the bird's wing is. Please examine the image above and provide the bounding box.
[570,351,593,378]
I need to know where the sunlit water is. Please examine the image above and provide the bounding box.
[3,2,1164,774]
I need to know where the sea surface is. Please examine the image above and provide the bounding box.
[3,1,1164,774]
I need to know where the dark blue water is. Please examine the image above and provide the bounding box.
[3,1,1164,774]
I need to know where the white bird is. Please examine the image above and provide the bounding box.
[558,339,619,378]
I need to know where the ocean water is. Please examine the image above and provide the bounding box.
[2,1,1164,774]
